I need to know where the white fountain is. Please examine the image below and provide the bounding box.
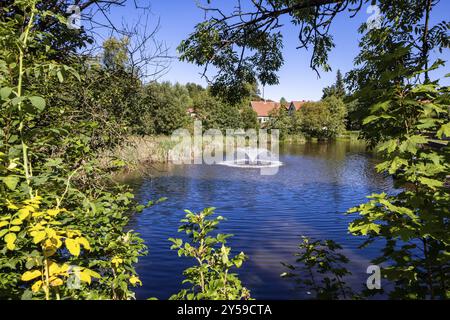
[219,147,283,169]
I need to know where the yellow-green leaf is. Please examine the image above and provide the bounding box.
[437,122,450,139]
[86,269,101,279]
[129,275,142,286]
[78,270,91,284]
[22,270,42,281]
[65,238,80,256]
[10,218,22,225]
[31,280,43,292]
[77,237,91,250]
[32,231,46,244]
[4,232,16,250]
[18,208,31,219]
[419,177,443,190]
[50,278,64,286]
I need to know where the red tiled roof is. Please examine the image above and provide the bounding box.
[290,100,306,111]
[250,101,280,117]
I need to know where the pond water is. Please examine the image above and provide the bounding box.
[125,141,395,299]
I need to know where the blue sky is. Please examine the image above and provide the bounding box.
[91,0,450,101]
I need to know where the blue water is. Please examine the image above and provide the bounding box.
[125,141,395,299]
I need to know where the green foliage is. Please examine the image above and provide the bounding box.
[322,70,346,99]
[322,96,347,136]
[347,78,450,299]
[0,0,148,300]
[178,19,283,104]
[264,97,347,140]
[281,236,354,300]
[103,37,130,71]
[266,106,293,139]
[296,97,347,139]
[240,104,259,130]
[169,208,250,300]
[177,1,367,102]
[344,0,449,298]
[194,91,243,131]
[142,82,191,135]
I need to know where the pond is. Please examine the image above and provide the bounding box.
[125,141,395,299]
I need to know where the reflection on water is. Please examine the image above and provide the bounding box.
[125,141,395,299]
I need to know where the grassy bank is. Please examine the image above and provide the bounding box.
[336,130,361,141]
[100,135,177,171]
[282,131,361,143]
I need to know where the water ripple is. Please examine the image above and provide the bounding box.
[126,141,395,299]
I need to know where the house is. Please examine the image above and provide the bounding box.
[250,100,307,123]
[250,101,281,124]
[186,107,196,118]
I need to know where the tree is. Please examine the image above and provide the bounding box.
[343,1,450,298]
[103,37,129,70]
[347,72,450,299]
[323,95,347,135]
[298,101,330,139]
[240,104,259,130]
[322,69,346,99]
[143,82,191,135]
[186,82,206,103]
[194,91,242,131]
[178,0,370,102]
[246,81,263,101]
[266,105,292,139]
[297,97,346,139]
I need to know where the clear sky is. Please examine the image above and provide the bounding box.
[92,0,450,101]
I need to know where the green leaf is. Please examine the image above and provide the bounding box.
[419,177,443,190]
[1,176,20,191]
[169,237,183,249]
[370,100,390,112]
[57,70,64,83]
[388,157,408,174]
[436,122,450,139]
[28,96,46,111]
[363,115,379,125]
[11,96,26,106]
[349,222,380,236]
[0,87,12,100]
[378,139,397,154]
[399,135,428,154]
